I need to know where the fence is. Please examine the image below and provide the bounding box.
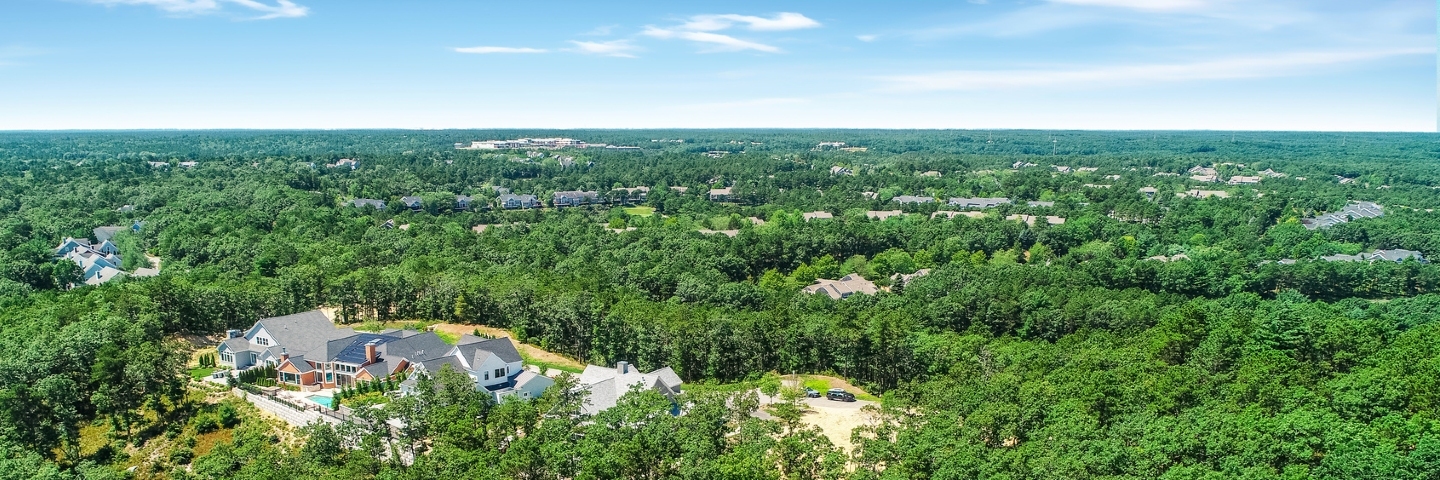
[233,386,348,427]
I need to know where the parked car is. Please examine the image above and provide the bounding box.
[804,388,821,398]
[826,388,855,402]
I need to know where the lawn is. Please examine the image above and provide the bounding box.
[623,206,656,216]
[189,367,216,381]
[521,351,584,374]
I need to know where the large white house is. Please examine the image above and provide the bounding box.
[575,361,684,415]
[220,310,553,400]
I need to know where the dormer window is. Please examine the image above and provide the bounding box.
[256,337,270,346]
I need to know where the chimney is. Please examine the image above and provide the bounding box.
[365,340,378,364]
[280,348,289,362]
[617,361,629,374]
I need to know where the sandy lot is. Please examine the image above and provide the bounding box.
[757,391,877,452]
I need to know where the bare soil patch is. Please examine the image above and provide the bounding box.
[429,323,584,370]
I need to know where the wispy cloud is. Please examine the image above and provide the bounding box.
[641,12,817,53]
[582,24,619,36]
[1047,0,1213,11]
[567,40,640,58]
[879,48,1432,91]
[0,46,45,67]
[680,12,821,32]
[856,34,878,42]
[914,0,1309,39]
[454,46,547,54]
[642,27,780,53]
[86,0,307,19]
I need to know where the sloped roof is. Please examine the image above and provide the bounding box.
[649,367,683,388]
[350,198,386,209]
[1371,249,1424,262]
[325,333,397,364]
[416,357,467,375]
[84,266,125,285]
[576,364,679,415]
[220,337,252,353]
[454,335,522,364]
[802,274,879,300]
[284,355,314,373]
[253,310,347,358]
[379,331,453,363]
[93,226,123,243]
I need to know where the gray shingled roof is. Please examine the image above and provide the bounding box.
[350,198,386,209]
[417,357,467,375]
[381,332,453,363]
[650,366,683,389]
[576,363,682,415]
[286,355,314,373]
[254,310,347,358]
[93,226,123,243]
[455,336,522,364]
[220,337,252,353]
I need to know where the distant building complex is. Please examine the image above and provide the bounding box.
[455,138,638,150]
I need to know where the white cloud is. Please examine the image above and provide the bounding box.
[86,0,307,19]
[1047,0,1212,11]
[454,46,547,54]
[879,49,1432,91]
[680,12,821,32]
[0,45,45,66]
[856,34,878,42]
[642,27,780,53]
[567,40,640,57]
[582,24,619,36]
[640,12,813,53]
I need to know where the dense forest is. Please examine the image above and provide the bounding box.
[2,130,1439,479]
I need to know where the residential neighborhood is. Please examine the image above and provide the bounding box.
[1302,201,1384,230]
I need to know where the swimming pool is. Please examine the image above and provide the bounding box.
[307,395,333,409]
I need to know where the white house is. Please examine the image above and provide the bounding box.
[575,361,683,415]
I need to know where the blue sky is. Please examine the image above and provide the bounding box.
[0,0,1433,131]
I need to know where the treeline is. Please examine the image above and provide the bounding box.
[3,130,1440,478]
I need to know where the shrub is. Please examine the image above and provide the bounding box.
[218,404,239,428]
[169,447,194,466]
[193,415,219,434]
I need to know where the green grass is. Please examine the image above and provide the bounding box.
[802,378,830,392]
[519,352,583,374]
[434,330,460,344]
[189,367,215,381]
[623,206,656,216]
[683,380,759,394]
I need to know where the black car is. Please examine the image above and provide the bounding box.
[825,388,856,402]
[804,388,821,398]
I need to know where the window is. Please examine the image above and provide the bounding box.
[255,337,270,346]
[494,368,505,379]
[483,372,489,380]
[219,352,233,363]
[248,352,258,363]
